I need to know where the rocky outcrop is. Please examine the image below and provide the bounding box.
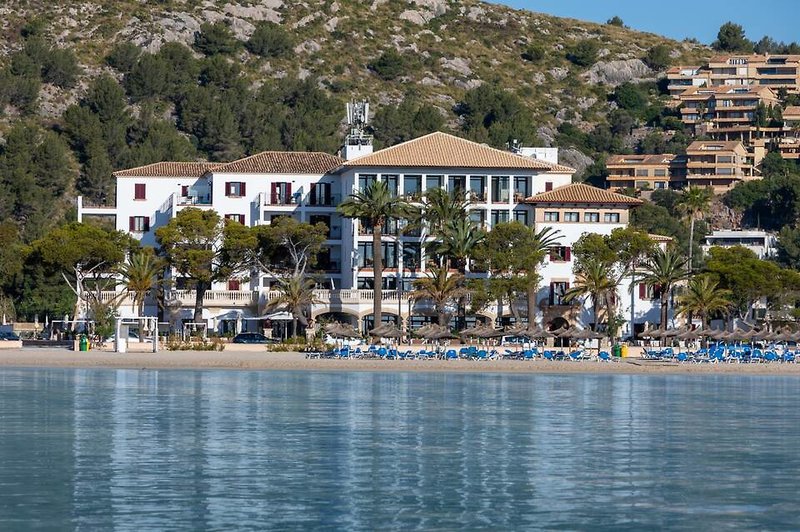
[559,148,594,176]
[585,59,653,86]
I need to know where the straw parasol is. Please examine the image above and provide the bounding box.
[477,326,505,339]
[324,322,361,339]
[571,328,604,340]
[416,324,457,341]
[458,325,485,338]
[728,326,755,342]
[774,329,795,343]
[675,328,701,341]
[520,326,556,339]
[642,328,664,339]
[369,322,404,339]
[752,328,773,341]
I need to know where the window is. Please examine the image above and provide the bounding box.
[638,283,662,301]
[404,175,422,197]
[545,182,553,192]
[227,279,241,291]
[402,243,422,271]
[448,175,466,194]
[635,169,649,177]
[224,214,246,224]
[128,216,149,232]
[357,242,397,268]
[604,212,621,223]
[549,246,571,262]
[543,211,559,222]
[564,212,580,222]
[226,182,246,197]
[384,174,399,196]
[309,182,333,206]
[425,175,442,191]
[654,169,667,177]
[358,174,376,191]
[549,281,570,305]
[490,210,509,226]
[469,210,485,227]
[584,212,599,222]
[469,176,486,201]
[270,182,293,204]
[491,176,510,202]
[134,183,146,200]
[513,176,530,200]
[513,210,529,225]
[181,185,189,197]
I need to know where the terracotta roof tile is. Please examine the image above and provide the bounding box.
[606,154,677,165]
[525,183,643,205]
[342,132,575,173]
[648,233,673,242]
[113,162,221,177]
[215,151,344,174]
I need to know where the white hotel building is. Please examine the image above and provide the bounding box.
[78,132,664,337]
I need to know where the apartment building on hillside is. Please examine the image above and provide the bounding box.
[685,140,755,190]
[678,85,782,143]
[605,153,687,190]
[667,54,800,97]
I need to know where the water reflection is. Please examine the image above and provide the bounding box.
[0,370,798,529]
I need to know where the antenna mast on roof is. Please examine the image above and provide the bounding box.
[342,99,374,160]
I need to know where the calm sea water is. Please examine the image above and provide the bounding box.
[0,369,798,530]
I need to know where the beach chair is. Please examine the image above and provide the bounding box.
[568,350,584,361]
[676,352,689,363]
[445,349,458,360]
[476,349,488,360]
[522,349,535,360]
[598,351,612,362]
[542,350,555,361]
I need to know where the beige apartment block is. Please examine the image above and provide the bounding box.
[685,141,755,191]
[667,54,800,97]
[679,85,782,142]
[605,154,687,190]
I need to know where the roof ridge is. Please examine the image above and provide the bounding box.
[112,160,221,176]
[526,182,643,205]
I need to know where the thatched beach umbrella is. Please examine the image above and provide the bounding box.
[774,329,795,343]
[369,323,404,339]
[325,322,361,339]
[459,325,485,338]
[477,327,505,339]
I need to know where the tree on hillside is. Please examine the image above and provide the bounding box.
[155,209,255,324]
[644,44,671,71]
[455,84,538,147]
[368,50,407,80]
[713,22,753,53]
[606,16,625,27]
[246,22,294,58]
[194,21,240,55]
[372,96,445,148]
[339,181,415,333]
[566,39,599,67]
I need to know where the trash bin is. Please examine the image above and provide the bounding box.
[79,335,89,352]
[612,344,622,357]
[621,344,629,358]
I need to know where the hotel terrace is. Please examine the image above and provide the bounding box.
[78,132,665,337]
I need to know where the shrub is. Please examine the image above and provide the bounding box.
[106,42,142,73]
[606,16,624,27]
[246,22,293,58]
[194,21,240,56]
[368,50,407,80]
[42,48,82,88]
[644,44,671,71]
[566,39,599,67]
[521,44,545,63]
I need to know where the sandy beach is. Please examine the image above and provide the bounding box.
[1,347,800,375]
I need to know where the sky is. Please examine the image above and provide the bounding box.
[494,1,797,45]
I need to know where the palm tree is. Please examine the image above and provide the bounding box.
[117,252,162,317]
[435,217,486,272]
[676,185,712,273]
[265,275,320,338]
[676,275,732,329]
[415,188,471,239]
[410,266,469,327]
[563,260,618,332]
[338,181,414,334]
[526,226,563,323]
[638,247,689,330]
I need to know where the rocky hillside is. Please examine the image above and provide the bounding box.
[0,0,718,242]
[1,0,710,131]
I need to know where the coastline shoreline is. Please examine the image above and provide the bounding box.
[1,349,800,375]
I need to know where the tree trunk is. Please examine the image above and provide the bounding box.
[688,217,695,273]
[437,311,447,327]
[526,284,538,326]
[592,297,599,332]
[292,318,297,338]
[372,223,383,336]
[193,281,207,325]
[660,292,669,330]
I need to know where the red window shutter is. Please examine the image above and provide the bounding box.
[225,182,231,196]
[287,183,292,203]
[228,279,240,291]
[564,247,571,261]
[549,282,555,305]
[240,182,246,196]
[144,217,150,232]
[181,185,189,196]
[545,182,553,192]
[639,283,646,300]
[271,182,277,203]
[565,282,570,290]
[134,183,146,200]
[238,215,245,224]
[129,217,135,231]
